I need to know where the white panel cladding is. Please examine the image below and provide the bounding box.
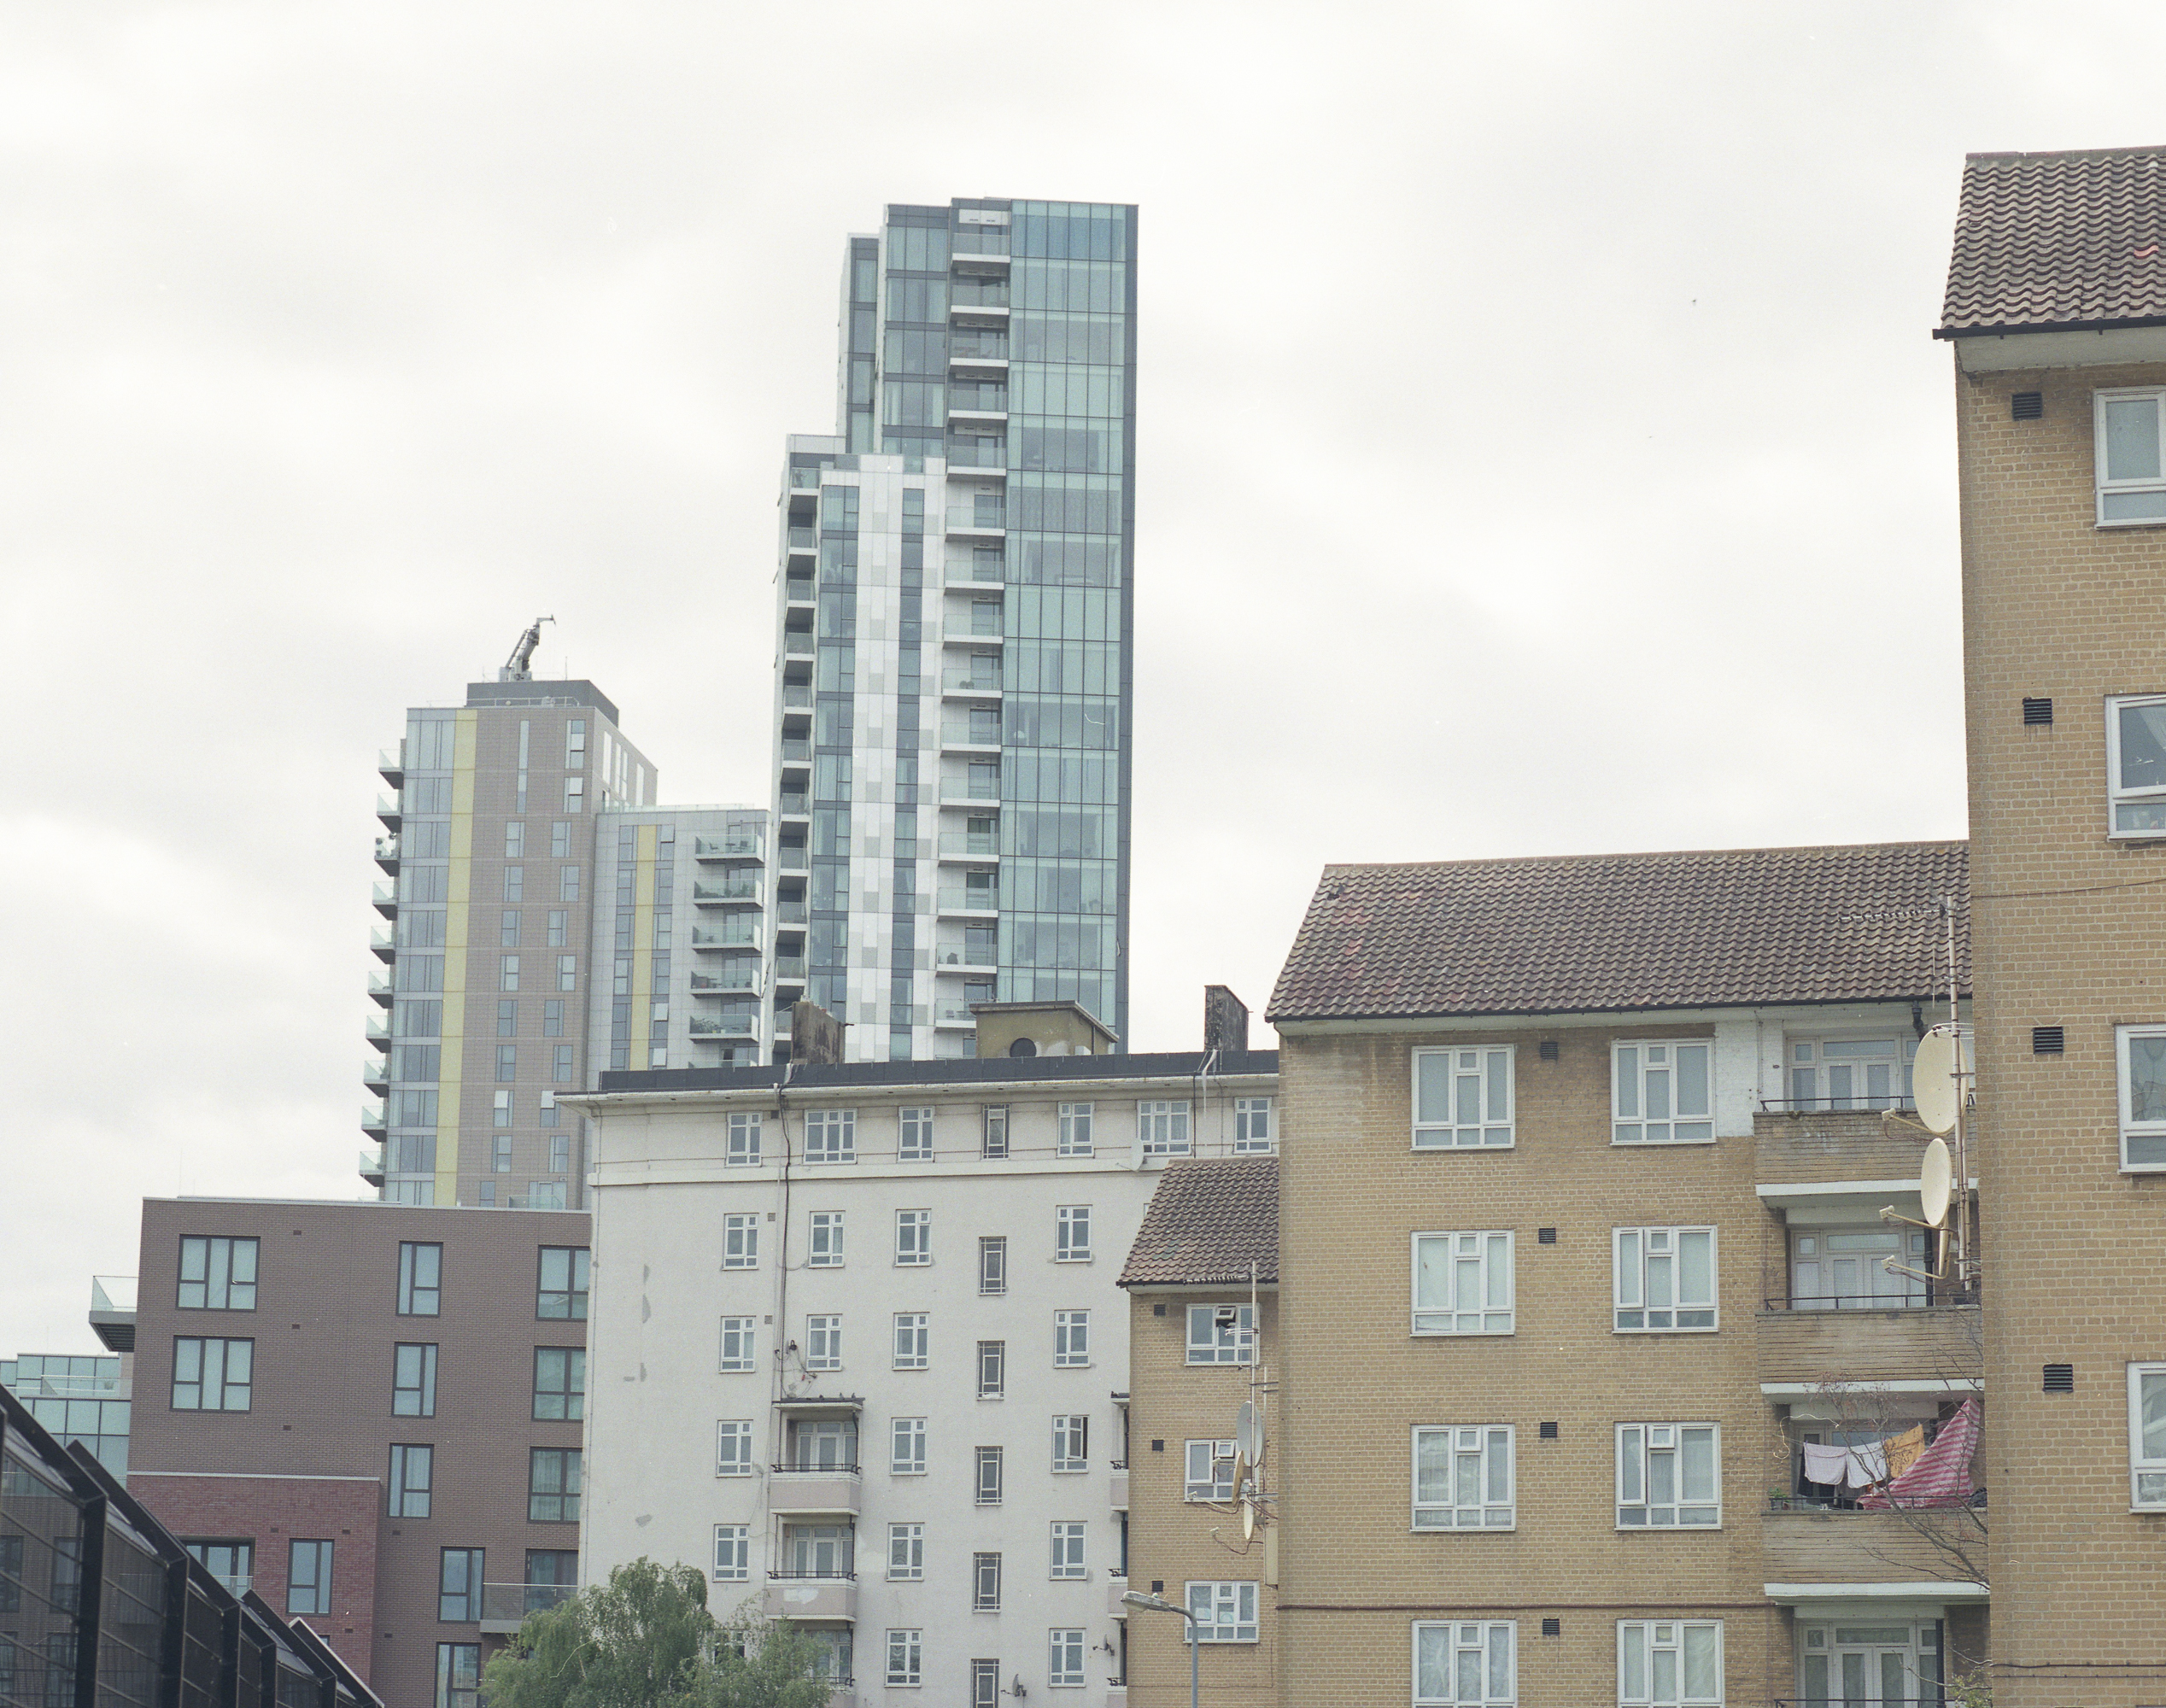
[1712,1013,1760,1138]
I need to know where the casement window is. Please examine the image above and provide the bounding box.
[1054,1309,1091,1367]
[885,1629,923,1687]
[808,1211,845,1266]
[982,1104,1010,1158]
[1414,1620,1515,1706]
[1051,1415,1089,1472]
[1616,1424,1720,1528]
[725,1112,762,1165]
[888,1524,925,1581]
[438,1548,483,1623]
[172,1338,253,1411]
[556,953,577,991]
[528,1448,581,1522]
[1619,1619,1724,1706]
[979,1237,1008,1295]
[2109,695,2166,834]
[1185,1440,1235,1501]
[1413,1047,1514,1149]
[536,1247,589,1319]
[398,1242,442,1316]
[973,1551,1003,1610]
[1139,1100,1191,1155]
[1056,1204,1092,1261]
[2130,1363,2166,1508]
[1049,1521,1086,1578]
[899,1106,935,1161]
[1795,1623,1940,1704]
[896,1208,932,1265]
[2117,1025,2166,1169]
[781,1523,852,1578]
[972,1661,1001,1706]
[892,1417,927,1475]
[805,1315,842,1371]
[723,1214,758,1269]
[532,1348,584,1419]
[805,1108,856,1164]
[1186,1303,1256,1365]
[178,1237,258,1311]
[719,1318,756,1373]
[2096,387,2166,524]
[893,1313,929,1370]
[286,1541,332,1617]
[1057,1102,1093,1156]
[500,956,520,995]
[1785,1036,1915,1111]
[1184,1581,1259,1643]
[978,1340,1006,1396]
[1613,1042,1713,1144]
[1613,1228,1718,1332]
[393,1342,438,1416]
[1413,1426,1515,1530]
[1049,1629,1086,1688]
[436,1644,480,1708]
[975,1446,1004,1505]
[786,1417,855,1471]
[1788,1227,1926,1310]
[1412,1231,1514,1336]
[716,1420,755,1476]
[389,1444,433,1517]
[1234,1097,1275,1154]
[712,1524,749,1582]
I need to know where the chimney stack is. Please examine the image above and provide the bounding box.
[1203,986,1249,1056]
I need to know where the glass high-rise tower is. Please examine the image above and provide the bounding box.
[769,198,1136,1061]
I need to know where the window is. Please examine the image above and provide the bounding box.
[398,1242,442,1315]
[557,954,577,991]
[529,1448,581,1522]
[436,1643,480,1708]
[808,1211,845,1266]
[537,1247,589,1319]
[899,1106,934,1161]
[177,1237,259,1311]
[492,1135,513,1174]
[505,866,525,904]
[1234,1097,1275,1153]
[1185,1581,1259,1643]
[1788,1226,1927,1309]
[885,1629,922,1686]
[286,1540,331,1617]
[1413,1232,1514,1336]
[722,1214,758,1269]
[1619,1619,1724,1706]
[1613,1228,1718,1331]
[896,1208,931,1265]
[2097,386,2166,524]
[564,776,584,813]
[1186,1303,1256,1365]
[805,1316,842,1371]
[1613,1042,1713,1144]
[498,999,518,1039]
[726,1113,762,1165]
[981,1104,1010,1157]
[785,1417,855,1471]
[892,1417,927,1475]
[543,997,564,1037]
[184,1539,252,1589]
[495,1043,518,1081]
[972,1661,1000,1707]
[492,1091,512,1130]
[172,1337,252,1411]
[2110,693,2166,837]
[972,1551,1002,1609]
[718,1318,756,1373]
[501,955,520,993]
[1414,1427,1515,1530]
[1139,1099,1191,1155]
[553,1044,574,1085]
[438,1548,483,1623]
[2130,1363,2166,1507]
[1185,1439,1235,1501]
[717,1420,755,1476]
[389,1444,433,1517]
[1413,1047,1514,1148]
[977,1340,1005,1396]
[886,1523,925,1582]
[805,1108,855,1163]
[979,1237,1008,1296]
[2117,1025,2166,1168]
[1054,1309,1091,1367]
[713,1524,748,1582]
[534,1347,584,1418]
[1616,1424,1720,1528]
[893,1313,929,1370]
[1057,1102,1093,1156]
[1055,1204,1092,1261]
[975,1446,1004,1505]
[1051,1415,1088,1472]
[1049,1521,1086,1579]
[393,1342,438,1416]
[1414,1621,1514,1705]
[501,910,522,950]
[559,864,580,902]
[1786,1036,1915,1111]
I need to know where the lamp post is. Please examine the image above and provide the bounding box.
[1120,1590,1199,1708]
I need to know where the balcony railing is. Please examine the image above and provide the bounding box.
[940,888,998,911]
[938,834,1000,858]
[360,1148,386,1184]
[691,968,761,993]
[776,901,809,925]
[782,629,817,655]
[91,1277,138,1314]
[950,331,1009,359]
[946,560,1005,586]
[694,834,764,860]
[1754,1108,1932,1188]
[766,1569,857,1582]
[373,837,400,869]
[950,279,1009,307]
[361,1103,388,1135]
[781,738,811,763]
[785,576,814,604]
[1757,1300,1983,1388]
[372,881,399,914]
[774,956,807,980]
[787,526,816,549]
[479,1582,577,1629]
[947,506,1005,531]
[378,746,404,781]
[689,1014,758,1038]
[780,684,813,711]
[694,880,763,904]
[943,669,1004,693]
[779,793,808,816]
[689,928,758,950]
[376,794,401,825]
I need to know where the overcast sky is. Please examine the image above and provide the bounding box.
[4,1,2151,1352]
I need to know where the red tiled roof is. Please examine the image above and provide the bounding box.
[1118,1157,1278,1287]
[1266,841,1969,1025]
[1940,148,2166,336]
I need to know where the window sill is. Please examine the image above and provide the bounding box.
[1408,1329,1516,1339]
[1609,1138,1718,1148]
[1612,1325,1721,1336]
[1409,1523,1517,1534]
[1410,1141,1516,1153]
[1614,1523,1723,1533]
[2119,1160,2166,1173]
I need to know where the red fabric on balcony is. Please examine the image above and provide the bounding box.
[1861,1397,1980,1509]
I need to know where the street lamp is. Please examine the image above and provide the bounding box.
[1121,1590,1199,1708]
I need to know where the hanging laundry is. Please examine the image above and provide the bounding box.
[1863,1398,1981,1509]
[1846,1438,1888,1489]
[1883,1424,1926,1480]
[1801,1440,1850,1485]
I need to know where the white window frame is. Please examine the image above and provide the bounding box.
[725,1112,761,1166]
[977,1339,1005,1397]
[722,1214,758,1270]
[1619,1618,1724,1707]
[1615,1424,1721,1529]
[975,1446,1004,1506]
[979,1236,1007,1296]
[2096,386,2166,526]
[807,1211,844,1266]
[1185,1439,1235,1502]
[1054,1309,1091,1367]
[895,1208,932,1266]
[899,1106,935,1161]
[716,1420,754,1477]
[804,1108,856,1164]
[2130,1362,2166,1509]
[887,1524,924,1582]
[1613,1227,1718,1332]
[1412,1426,1515,1531]
[1185,1303,1256,1366]
[891,1416,927,1476]
[972,1550,1002,1609]
[1048,1628,1086,1688]
[1139,1099,1191,1156]
[1412,1046,1515,1149]
[1051,1415,1088,1473]
[1055,1204,1092,1261]
[718,1317,755,1373]
[1612,1041,1714,1146]
[804,1315,841,1371]
[2116,1024,2166,1170]
[711,1524,748,1582]
[1184,1580,1259,1644]
[2109,693,2166,836]
[1412,1231,1514,1336]
[885,1628,922,1686]
[1413,1620,1516,1706]
[1057,1102,1093,1156]
[893,1312,929,1371]
[981,1104,1010,1158]
[1233,1096,1275,1154]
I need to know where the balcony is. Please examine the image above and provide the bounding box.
[780,737,811,765]
[1758,1301,1982,1390]
[1756,1109,1936,1193]
[367,971,394,1007]
[694,833,765,861]
[787,526,817,553]
[363,1058,390,1092]
[689,927,758,951]
[360,1148,386,1188]
[779,792,809,818]
[785,576,814,605]
[1109,1470,1129,1511]
[769,1465,863,1517]
[370,926,396,963]
[945,443,1007,475]
[90,1276,137,1353]
[361,1103,388,1138]
[942,781,1004,809]
[378,746,404,786]
[951,278,1010,307]
[942,667,1004,697]
[479,1582,577,1635]
[776,847,808,874]
[782,629,817,659]
[945,559,1006,588]
[689,1014,758,1039]
[941,726,1001,755]
[939,887,998,915]
[774,956,807,984]
[945,626,1004,650]
[1761,1506,1988,1600]
[934,1004,980,1029]
[763,1576,856,1622]
[373,837,400,873]
[777,899,809,926]
[938,833,1000,860]
[946,505,1005,535]
[376,794,401,830]
[949,330,1009,360]
[366,1015,390,1046]
[372,882,399,918]
[780,682,814,715]
[693,879,763,906]
[691,967,761,994]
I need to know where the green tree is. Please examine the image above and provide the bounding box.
[482,1559,830,1708]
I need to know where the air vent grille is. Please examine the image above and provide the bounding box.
[1541,1617,1562,1637]
[1537,1227,1558,1245]
[2033,1026,2065,1055]
[1538,1040,1560,1061]
[2022,696,2053,726]
[1538,1421,1559,1440]
[2043,1363,2075,1394]
[2011,391,2044,420]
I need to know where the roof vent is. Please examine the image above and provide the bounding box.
[2033,1026,2065,1055]
[2043,1362,2075,1394]
[2022,696,2053,726]
[2011,390,2044,420]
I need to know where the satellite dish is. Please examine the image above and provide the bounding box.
[1919,1136,1952,1228]
[1913,1025,1970,1136]
[1232,1450,1251,1504]
[1235,1401,1264,1463]
[1240,1494,1256,1541]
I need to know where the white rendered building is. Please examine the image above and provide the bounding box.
[567,1002,1274,1706]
